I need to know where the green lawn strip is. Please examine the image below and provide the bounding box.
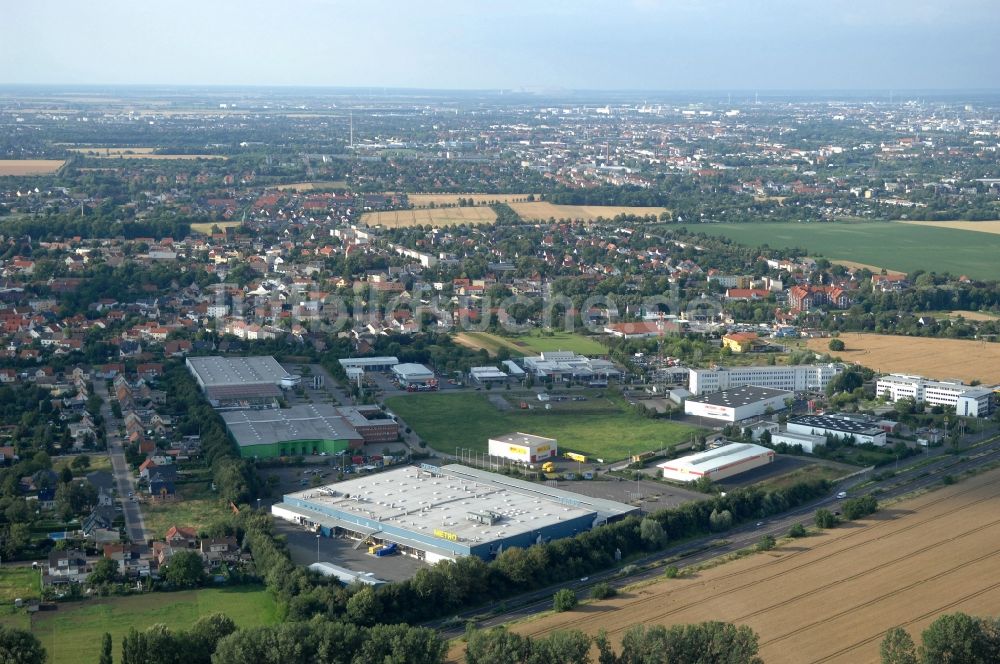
[23,586,276,664]
[753,463,852,493]
[387,391,703,461]
[0,567,43,603]
[461,331,607,357]
[683,221,1000,280]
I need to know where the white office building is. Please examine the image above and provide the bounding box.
[876,374,994,418]
[689,363,843,395]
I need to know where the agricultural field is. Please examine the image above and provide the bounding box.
[0,160,66,176]
[403,193,534,207]
[1,586,277,664]
[385,390,702,460]
[103,154,227,160]
[190,221,244,234]
[803,333,1000,384]
[360,206,497,228]
[899,220,1000,236]
[66,147,157,156]
[829,260,905,276]
[276,181,348,191]
[509,467,1000,664]
[687,221,1000,280]
[453,331,607,357]
[508,201,669,222]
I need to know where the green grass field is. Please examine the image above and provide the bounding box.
[386,390,703,461]
[683,221,1000,280]
[455,331,608,357]
[142,481,234,539]
[0,586,276,664]
[0,567,42,603]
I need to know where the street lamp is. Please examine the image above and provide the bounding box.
[256,498,262,511]
[316,533,321,563]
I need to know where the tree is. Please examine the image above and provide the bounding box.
[590,582,616,600]
[530,630,592,664]
[756,535,776,552]
[163,550,205,589]
[88,557,120,586]
[880,627,917,664]
[0,626,47,664]
[618,622,763,664]
[553,588,578,612]
[465,627,532,664]
[709,508,734,532]
[919,613,996,664]
[788,523,807,538]
[121,628,148,664]
[828,338,845,352]
[842,495,879,520]
[639,517,667,549]
[99,633,112,664]
[815,508,838,528]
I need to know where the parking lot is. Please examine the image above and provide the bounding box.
[274,518,429,582]
[544,475,705,512]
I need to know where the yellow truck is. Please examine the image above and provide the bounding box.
[541,461,555,473]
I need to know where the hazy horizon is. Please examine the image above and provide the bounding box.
[5,0,1000,91]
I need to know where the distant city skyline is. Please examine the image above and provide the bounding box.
[5,0,1000,90]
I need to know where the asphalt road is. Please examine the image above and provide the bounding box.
[94,380,148,543]
[429,433,1000,638]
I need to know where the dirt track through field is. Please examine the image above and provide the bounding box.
[503,468,1000,664]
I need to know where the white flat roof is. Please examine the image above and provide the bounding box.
[339,356,399,368]
[392,363,434,378]
[188,356,289,387]
[471,366,508,379]
[285,465,597,545]
[658,443,773,474]
[489,432,557,448]
[222,404,362,447]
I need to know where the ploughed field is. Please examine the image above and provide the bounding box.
[508,467,1000,664]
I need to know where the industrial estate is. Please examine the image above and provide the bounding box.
[2,39,1000,664]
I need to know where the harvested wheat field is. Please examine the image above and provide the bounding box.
[899,220,1000,236]
[361,206,497,228]
[91,153,226,160]
[275,181,348,191]
[948,310,999,322]
[829,260,906,277]
[0,160,65,176]
[508,201,669,222]
[804,333,1000,384]
[404,193,534,207]
[503,468,1000,664]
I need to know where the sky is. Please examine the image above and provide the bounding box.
[4,0,999,90]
